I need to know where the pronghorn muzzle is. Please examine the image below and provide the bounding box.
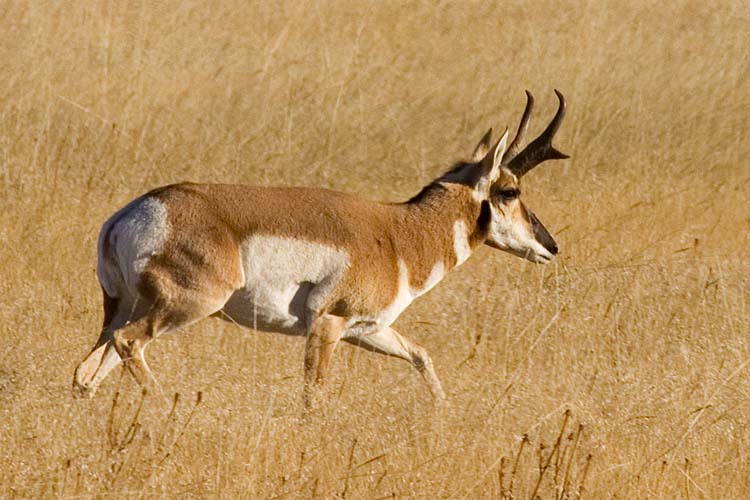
[528,209,558,257]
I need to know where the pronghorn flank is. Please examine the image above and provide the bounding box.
[73,90,569,404]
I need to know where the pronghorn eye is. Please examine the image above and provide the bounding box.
[499,189,519,200]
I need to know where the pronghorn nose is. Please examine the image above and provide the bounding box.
[528,209,557,256]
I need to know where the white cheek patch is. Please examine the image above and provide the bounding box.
[512,219,538,248]
[489,206,513,245]
[488,203,553,263]
[97,196,170,297]
[453,220,472,266]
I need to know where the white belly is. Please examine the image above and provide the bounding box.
[220,235,350,336]
[221,282,312,335]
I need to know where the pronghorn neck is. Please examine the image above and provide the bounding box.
[394,179,490,278]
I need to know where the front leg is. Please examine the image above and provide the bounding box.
[343,326,445,400]
[304,314,346,408]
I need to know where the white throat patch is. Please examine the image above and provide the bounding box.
[452,220,472,266]
[375,258,447,329]
[414,261,446,297]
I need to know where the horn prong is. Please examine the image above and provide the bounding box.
[507,90,569,177]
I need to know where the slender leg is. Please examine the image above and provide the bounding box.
[343,326,445,400]
[111,289,233,397]
[304,314,346,408]
[77,277,238,398]
[73,289,124,398]
[85,343,122,392]
[112,316,161,394]
[73,287,158,398]
[75,224,245,399]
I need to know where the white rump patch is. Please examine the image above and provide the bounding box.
[453,220,472,266]
[97,196,170,297]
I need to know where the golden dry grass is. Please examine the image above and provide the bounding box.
[1,1,749,498]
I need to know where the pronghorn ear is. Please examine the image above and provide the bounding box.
[476,128,509,193]
[490,128,510,182]
[471,128,493,163]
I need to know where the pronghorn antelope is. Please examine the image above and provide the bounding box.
[73,90,569,404]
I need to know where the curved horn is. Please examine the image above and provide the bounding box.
[503,90,534,163]
[507,89,569,177]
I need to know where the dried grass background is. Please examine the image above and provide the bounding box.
[1,1,749,498]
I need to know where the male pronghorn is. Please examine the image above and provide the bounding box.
[73,90,568,404]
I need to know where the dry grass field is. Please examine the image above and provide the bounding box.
[1,1,749,498]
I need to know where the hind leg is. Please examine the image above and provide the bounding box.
[111,275,239,396]
[112,314,161,394]
[73,288,132,398]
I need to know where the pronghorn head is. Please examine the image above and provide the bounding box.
[472,90,569,264]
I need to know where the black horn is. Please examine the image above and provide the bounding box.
[504,90,534,161]
[505,90,569,177]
